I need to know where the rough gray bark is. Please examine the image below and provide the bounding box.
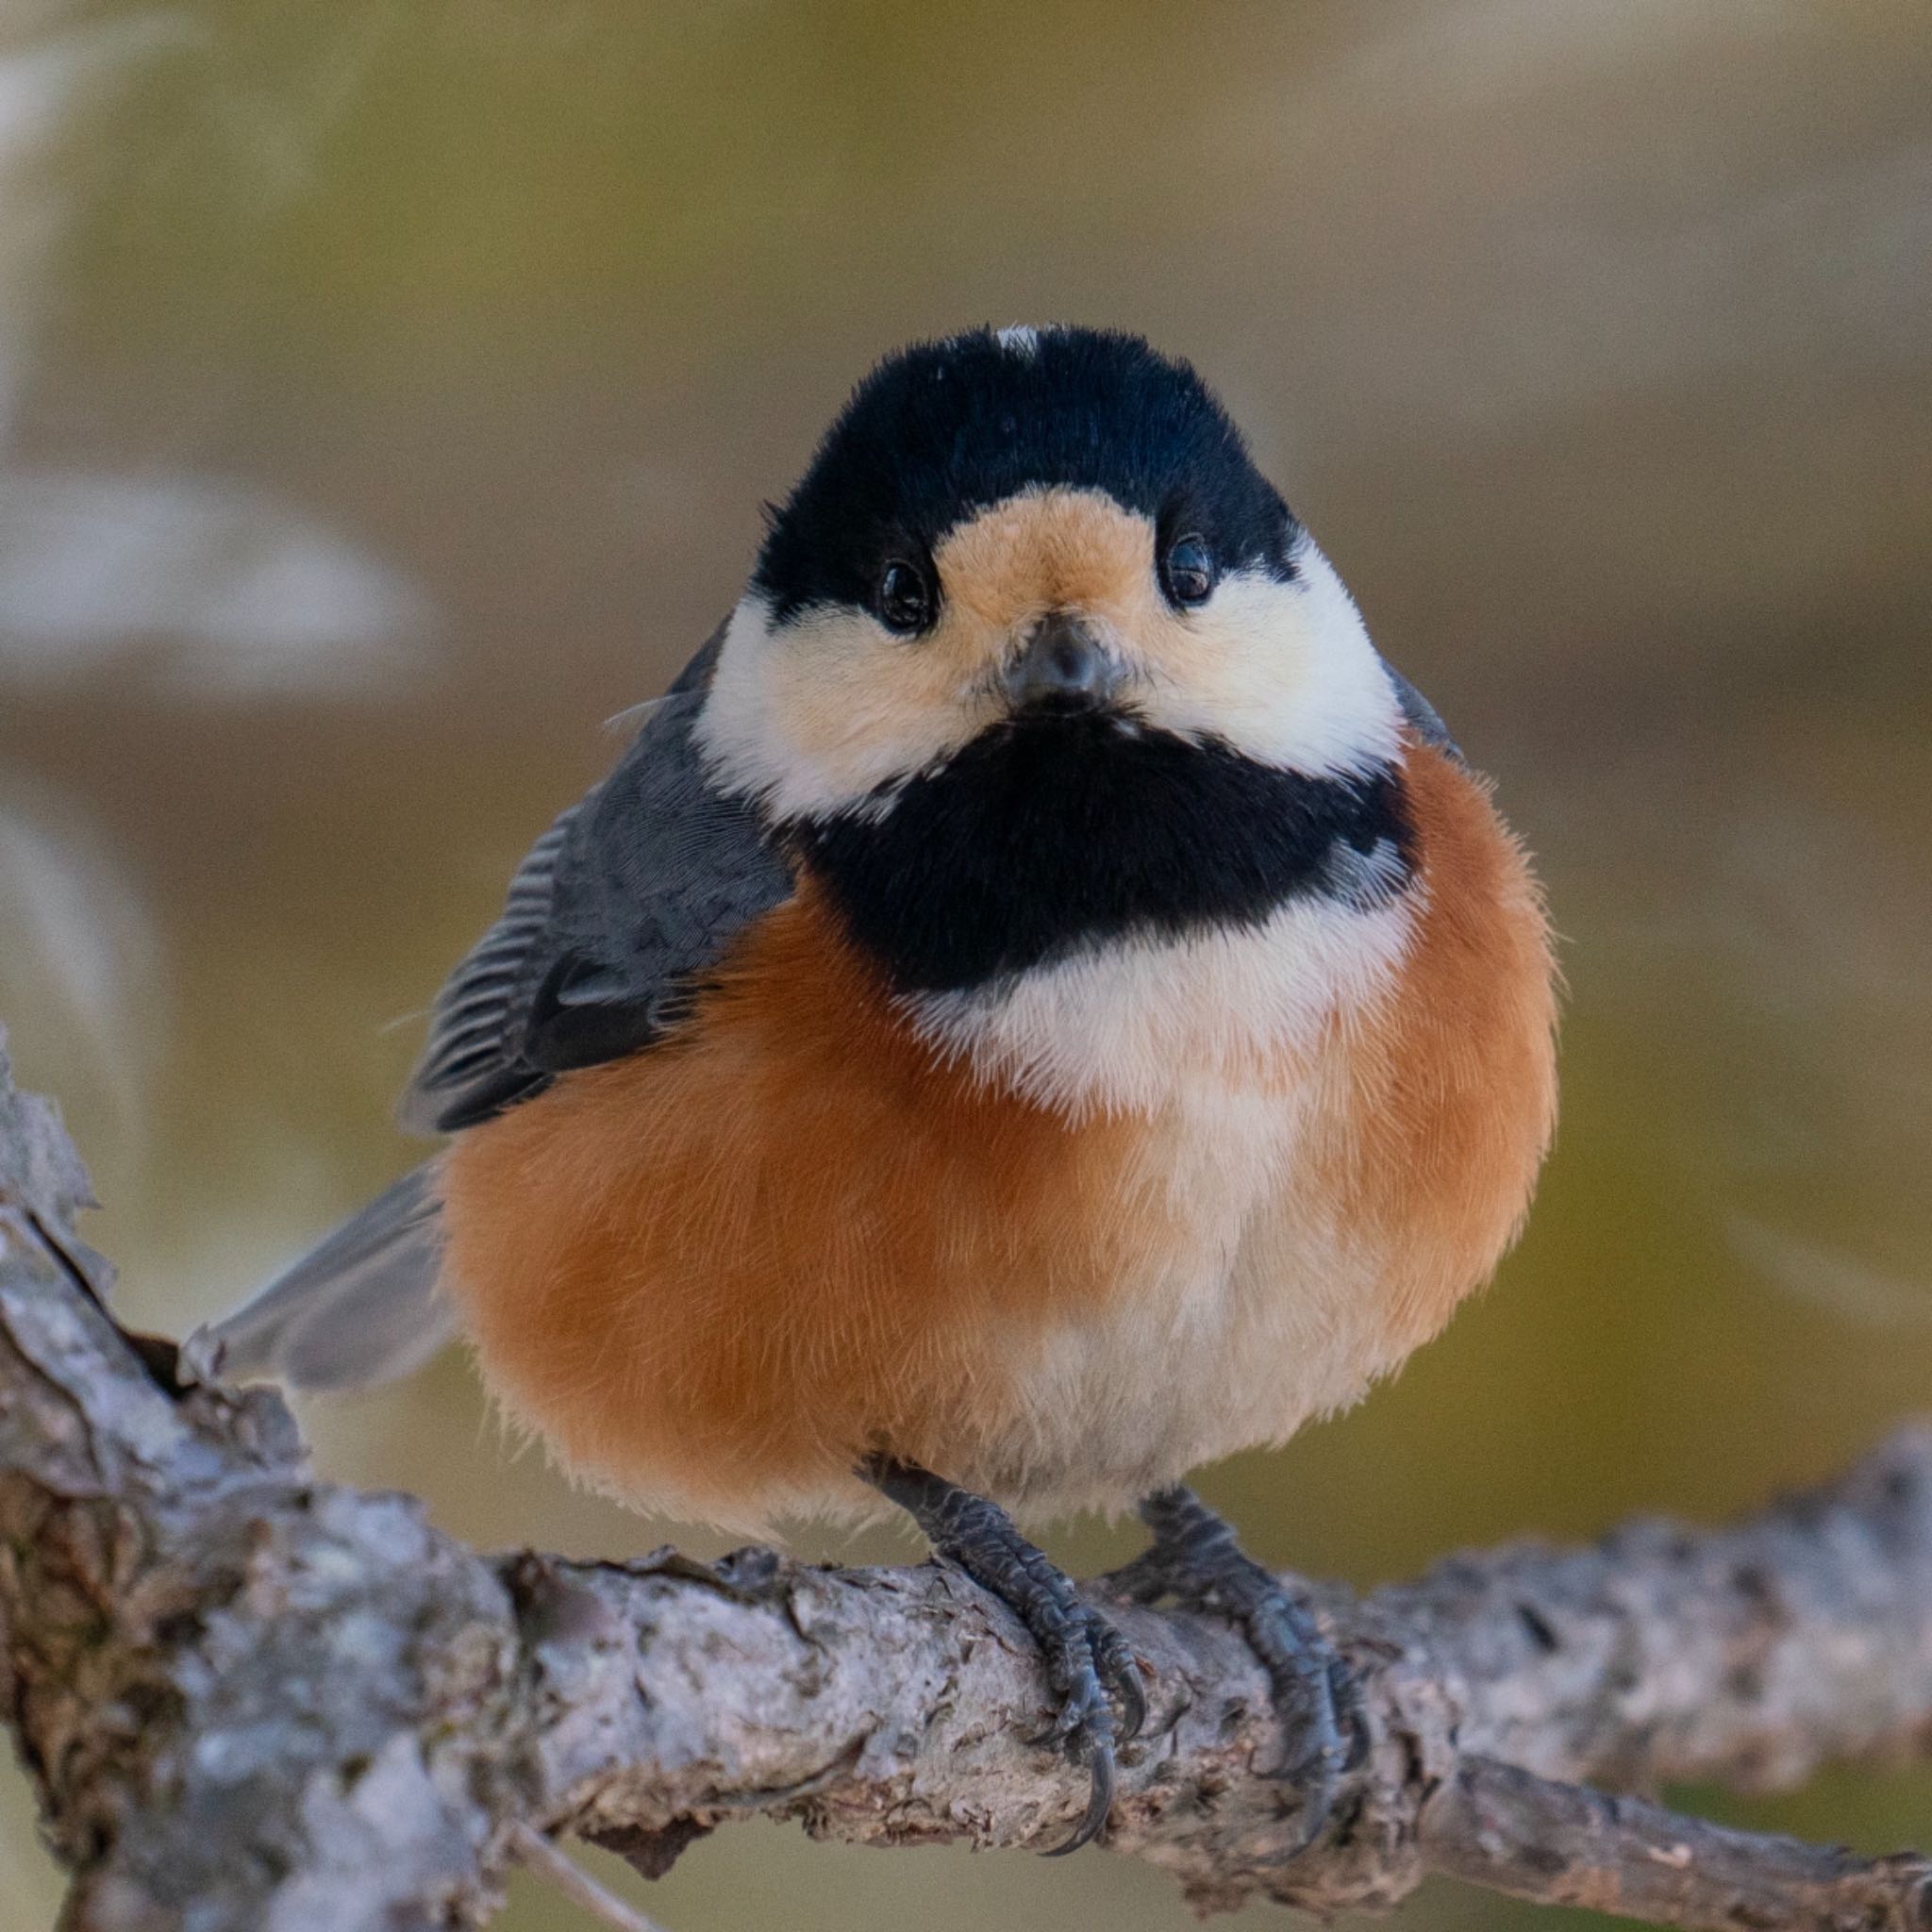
[4,1024,1932,1932]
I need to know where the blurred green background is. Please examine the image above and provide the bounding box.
[3,2,1930,1926]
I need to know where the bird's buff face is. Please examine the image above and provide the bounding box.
[699,486,1402,824]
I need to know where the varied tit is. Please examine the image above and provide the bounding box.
[193,325,1558,1853]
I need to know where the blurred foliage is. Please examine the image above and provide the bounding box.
[1,2,1929,1927]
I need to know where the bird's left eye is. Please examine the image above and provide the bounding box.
[1162,535,1217,608]
[875,560,936,634]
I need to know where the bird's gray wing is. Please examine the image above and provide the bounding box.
[1382,658,1463,763]
[399,646,793,1136]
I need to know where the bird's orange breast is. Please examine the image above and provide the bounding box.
[1343,739,1560,1343]
[435,886,1196,1524]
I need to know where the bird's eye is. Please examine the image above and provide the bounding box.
[875,560,935,634]
[1162,535,1216,608]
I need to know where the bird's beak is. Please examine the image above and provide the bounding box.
[1001,613,1124,712]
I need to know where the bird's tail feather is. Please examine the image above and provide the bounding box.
[183,1164,456,1392]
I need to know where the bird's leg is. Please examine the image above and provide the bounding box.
[859,1455,1146,1855]
[1129,1485,1353,1854]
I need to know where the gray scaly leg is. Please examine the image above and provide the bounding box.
[1127,1485,1352,1854]
[861,1456,1146,1854]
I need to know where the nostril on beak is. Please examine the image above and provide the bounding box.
[1046,636,1090,685]
[1005,614,1120,708]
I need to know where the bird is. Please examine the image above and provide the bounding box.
[191,324,1559,1855]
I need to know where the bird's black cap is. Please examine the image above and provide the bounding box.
[754,325,1301,623]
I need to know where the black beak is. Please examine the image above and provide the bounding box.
[1002,613,1124,711]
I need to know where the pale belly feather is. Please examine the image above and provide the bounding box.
[900,890,1421,1518]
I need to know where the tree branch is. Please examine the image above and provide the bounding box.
[4,1025,1931,1931]
[1429,1758,1932,1932]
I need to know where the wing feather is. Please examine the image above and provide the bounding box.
[398,637,792,1135]
[399,803,586,1129]
[1384,659,1463,763]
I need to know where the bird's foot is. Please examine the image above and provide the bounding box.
[861,1457,1145,1854]
[1130,1485,1356,1856]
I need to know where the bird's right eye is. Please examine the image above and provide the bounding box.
[875,560,936,635]
[1161,534,1217,608]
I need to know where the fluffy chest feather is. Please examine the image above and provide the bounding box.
[875,891,1421,1512]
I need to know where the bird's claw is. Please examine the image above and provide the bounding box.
[1087,1606,1149,1741]
[1031,1598,1145,1855]
[860,1459,1147,1857]
[1044,1741,1116,1857]
[1135,1486,1359,1858]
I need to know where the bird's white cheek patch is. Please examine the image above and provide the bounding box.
[696,595,990,819]
[1130,548,1404,778]
[903,891,1419,1119]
